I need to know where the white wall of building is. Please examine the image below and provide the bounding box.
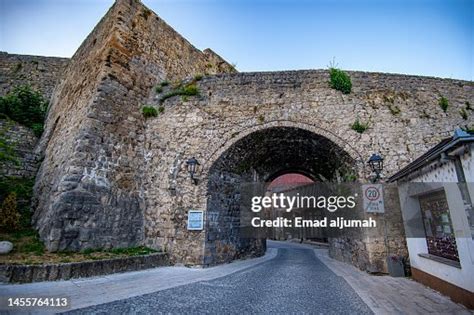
[398,146,474,293]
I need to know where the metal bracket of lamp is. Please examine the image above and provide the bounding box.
[186,157,200,185]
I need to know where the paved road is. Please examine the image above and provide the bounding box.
[66,242,372,314]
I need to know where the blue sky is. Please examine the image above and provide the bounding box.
[1,0,472,80]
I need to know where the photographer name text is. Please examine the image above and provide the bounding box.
[251,216,376,229]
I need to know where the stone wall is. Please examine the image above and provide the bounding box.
[142,70,472,267]
[33,0,235,253]
[0,252,169,283]
[0,119,40,179]
[328,184,408,273]
[0,52,68,99]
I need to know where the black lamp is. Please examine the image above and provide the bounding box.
[186,157,200,184]
[367,153,383,183]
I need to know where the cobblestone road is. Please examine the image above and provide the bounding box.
[66,242,372,314]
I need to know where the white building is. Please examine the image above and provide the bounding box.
[389,129,474,309]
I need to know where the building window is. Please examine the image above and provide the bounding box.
[419,190,459,262]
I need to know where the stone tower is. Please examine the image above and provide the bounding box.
[33,0,234,251]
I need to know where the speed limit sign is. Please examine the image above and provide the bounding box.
[362,184,384,213]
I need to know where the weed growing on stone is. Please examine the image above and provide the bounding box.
[351,118,368,133]
[329,68,352,94]
[439,96,449,112]
[159,83,199,104]
[460,108,468,120]
[141,8,152,20]
[389,105,401,115]
[13,62,22,74]
[142,106,158,118]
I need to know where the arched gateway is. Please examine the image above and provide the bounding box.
[204,126,359,265]
[31,0,471,273]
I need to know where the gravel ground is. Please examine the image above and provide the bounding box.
[65,243,372,314]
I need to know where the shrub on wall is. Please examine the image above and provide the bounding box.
[351,118,368,133]
[142,106,158,118]
[0,85,47,137]
[0,178,34,229]
[439,96,449,112]
[329,68,352,94]
[0,192,20,231]
[181,83,199,96]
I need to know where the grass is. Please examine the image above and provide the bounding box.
[0,228,44,255]
[460,108,468,120]
[0,228,159,265]
[159,83,199,104]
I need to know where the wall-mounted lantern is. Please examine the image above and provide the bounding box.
[367,153,384,183]
[186,157,200,185]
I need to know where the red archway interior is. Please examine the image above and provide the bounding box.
[267,173,314,192]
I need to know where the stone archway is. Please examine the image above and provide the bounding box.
[203,126,359,265]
